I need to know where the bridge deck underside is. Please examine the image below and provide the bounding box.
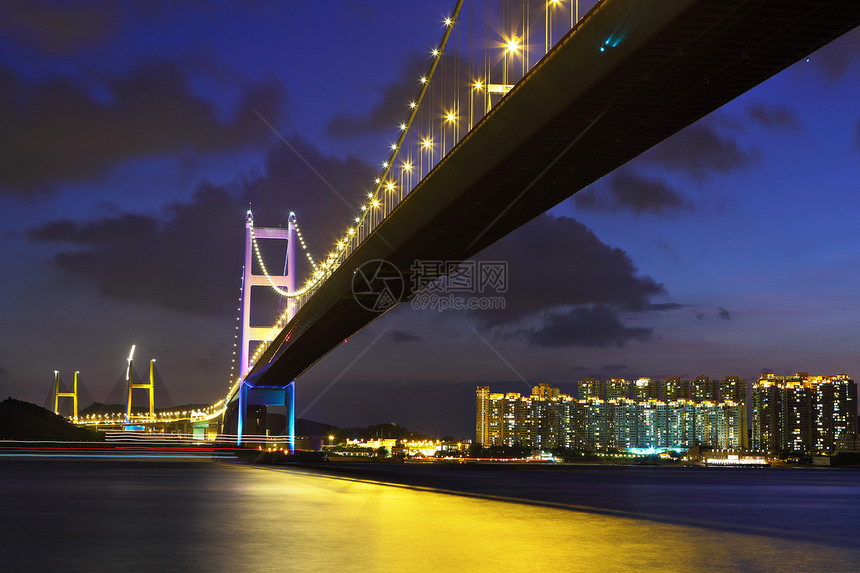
[245,0,860,389]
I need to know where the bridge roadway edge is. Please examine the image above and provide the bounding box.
[240,0,860,393]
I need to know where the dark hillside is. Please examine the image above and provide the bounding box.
[0,398,103,441]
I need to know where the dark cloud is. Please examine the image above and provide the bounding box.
[527,305,652,348]
[0,1,121,55]
[642,124,757,178]
[577,121,758,216]
[805,26,860,83]
[0,62,285,193]
[576,171,692,215]
[696,311,706,320]
[389,330,421,343]
[27,136,672,351]
[648,303,684,311]
[28,134,669,347]
[609,173,692,215]
[476,214,666,328]
[748,104,801,131]
[718,307,731,321]
[467,214,675,348]
[28,138,374,315]
[28,187,238,315]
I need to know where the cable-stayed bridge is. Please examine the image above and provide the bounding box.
[66,0,859,444]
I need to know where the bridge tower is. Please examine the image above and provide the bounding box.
[53,370,78,420]
[237,211,297,449]
[125,345,155,422]
[240,211,296,378]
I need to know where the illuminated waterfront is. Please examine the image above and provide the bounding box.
[1,460,858,571]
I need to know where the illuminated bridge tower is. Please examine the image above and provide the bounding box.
[237,211,297,448]
[125,345,155,422]
[240,211,296,378]
[53,370,79,420]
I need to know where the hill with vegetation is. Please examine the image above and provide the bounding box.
[0,398,103,441]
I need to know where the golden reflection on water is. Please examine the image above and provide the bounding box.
[188,464,858,572]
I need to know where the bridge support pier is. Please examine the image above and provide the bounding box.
[237,380,295,450]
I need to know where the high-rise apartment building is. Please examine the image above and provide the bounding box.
[477,384,748,450]
[720,376,746,404]
[612,399,639,450]
[532,383,560,400]
[476,386,571,449]
[719,401,749,450]
[752,379,781,451]
[487,391,506,445]
[662,377,687,401]
[782,381,813,453]
[637,400,659,447]
[503,392,534,446]
[751,373,857,453]
[694,400,749,450]
[578,378,602,400]
[476,386,490,447]
[532,393,572,450]
[633,378,659,402]
[605,379,631,400]
[690,376,719,402]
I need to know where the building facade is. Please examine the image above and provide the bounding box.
[605,379,631,400]
[720,376,746,403]
[751,373,857,453]
[633,378,659,402]
[578,378,602,400]
[476,386,490,447]
[689,376,719,402]
[662,377,687,401]
[476,383,748,451]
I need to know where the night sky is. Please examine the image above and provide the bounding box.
[2,1,859,439]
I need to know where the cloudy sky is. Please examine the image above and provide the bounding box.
[1,1,858,438]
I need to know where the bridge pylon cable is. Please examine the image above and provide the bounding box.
[248,212,319,299]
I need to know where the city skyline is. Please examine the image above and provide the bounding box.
[476,373,856,454]
[476,382,750,452]
[2,1,860,439]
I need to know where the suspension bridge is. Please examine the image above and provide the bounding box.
[55,0,859,446]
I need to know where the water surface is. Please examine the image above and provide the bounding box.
[1,460,857,572]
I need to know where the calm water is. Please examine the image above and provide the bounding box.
[0,459,858,572]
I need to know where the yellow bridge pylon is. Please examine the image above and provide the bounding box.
[125,345,155,421]
[53,370,78,420]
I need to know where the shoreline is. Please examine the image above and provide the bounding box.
[1,441,857,468]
